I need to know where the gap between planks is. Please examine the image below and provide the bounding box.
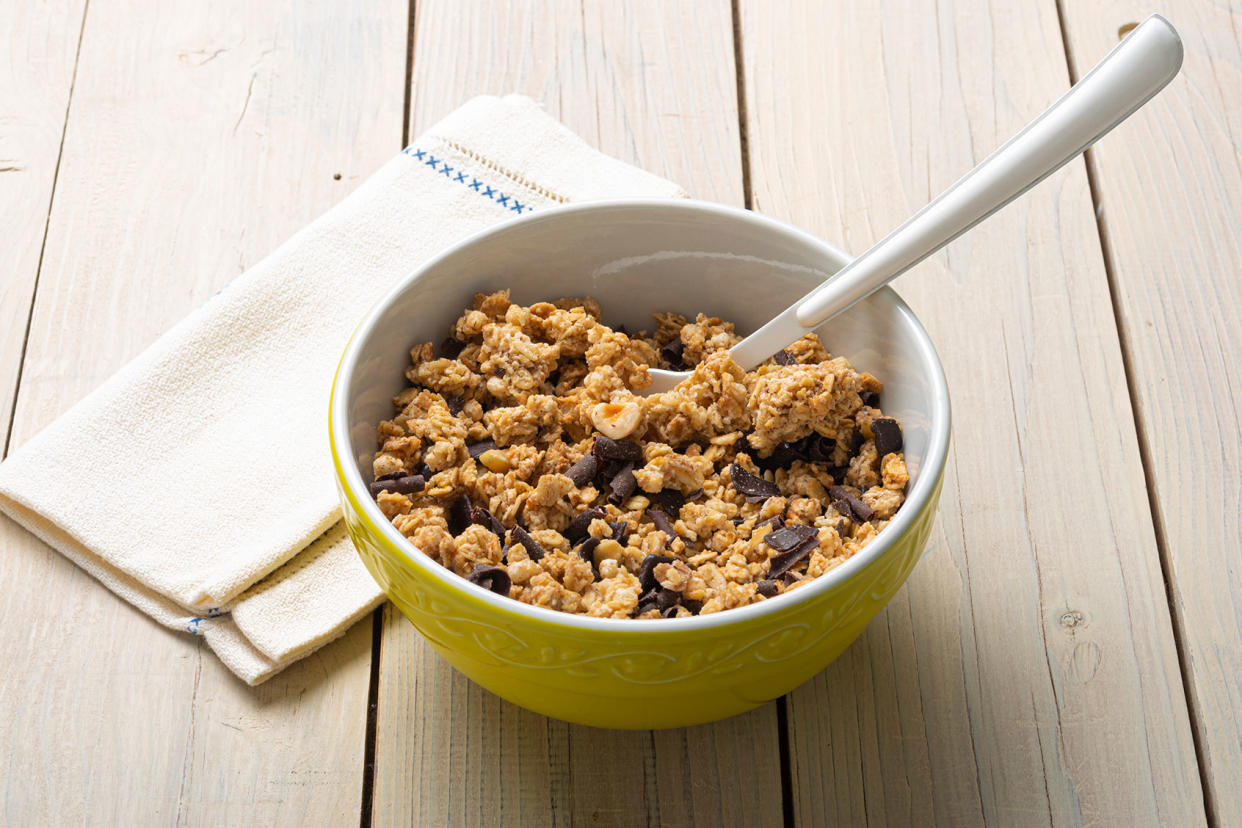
[2,0,90,460]
[1051,2,1216,822]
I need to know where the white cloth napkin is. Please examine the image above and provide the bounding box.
[0,95,685,684]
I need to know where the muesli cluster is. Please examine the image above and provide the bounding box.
[370,291,908,619]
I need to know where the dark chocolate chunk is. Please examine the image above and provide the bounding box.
[656,588,680,612]
[755,515,786,533]
[661,338,686,369]
[647,507,677,538]
[635,599,658,617]
[837,519,848,536]
[828,485,875,522]
[447,493,472,536]
[376,470,404,481]
[763,524,817,552]
[650,488,686,515]
[729,463,781,501]
[609,520,630,545]
[681,598,703,614]
[872,418,903,459]
[859,390,880,408]
[754,443,800,472]
[368,473,425,498]
[565,507,605,543]
[444,394,464,415]
[467,439,497,460]
[608,463,637,505]
[574,536,601,563]
[565,453,600,487]
[779,572,801,587]
[824,465,850,482]
[768,536,819,578]
[638,554,676,593]
[510,524,547,562]
[756,579,780,598]
[440,337,466,359]
[470,505,505,538]
[773,349,796,366]
[661,605,681,619]
[803,434,836,462]
[592,435,643,463]
[466,564,511,596]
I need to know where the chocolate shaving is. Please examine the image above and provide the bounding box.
[376,470,404,481]
[647,507,677,538]
[608,463,637,505]
[609,520,630,545]
[829,485,875,522]
[754,515,786,533]
[369,473,425,498]
[650,488,686,515]
[872,418,903,458]
[565,453,600,487]
[661,606,681,619]
[680,598,703,614]
[638,554,676,593]
[592,435,643,463]
[615,324,630,337]
[773,349,796,366]
[440,337,466,359]
[574,536,601,563]
[467,439,497,460]
[470,505,505,538]
[756,579,780,598]
[729,463,780,501]
[859,390,880,408]
[444,394,464,415]
[779,572,801,587]
[661,338,686,370]
[656,588,680,612]
[510,524,547,562]
[768,536,819,578]
[686,488,705,502]
[447,494,472,536]
[565,507,605,543]
[764,524,817,552]
[466,564,511,596]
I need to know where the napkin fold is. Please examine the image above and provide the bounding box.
[0,95,685,684]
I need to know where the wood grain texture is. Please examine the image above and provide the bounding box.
[0,0,405,822]
[373,1,779,825]
[738,1,1204,824]
[1058,2,1242,821]
[0,0,86,442]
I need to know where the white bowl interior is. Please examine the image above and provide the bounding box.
[335,200,949,628]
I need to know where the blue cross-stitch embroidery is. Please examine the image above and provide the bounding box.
[186,618,203,634]
[405,146,537,215]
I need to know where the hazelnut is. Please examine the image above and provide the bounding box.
[590,401,642,440]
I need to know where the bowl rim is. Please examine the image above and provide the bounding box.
[330,198,951,634]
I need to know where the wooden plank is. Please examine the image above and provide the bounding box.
[0,0,406,822]
[372,1,781,825]
[1058,2,1242,821]
[0,0,85,442]
[739,1,1204,824]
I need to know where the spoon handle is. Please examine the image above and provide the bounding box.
[793,13,1182,329]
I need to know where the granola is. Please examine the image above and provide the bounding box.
[370,292,909,619]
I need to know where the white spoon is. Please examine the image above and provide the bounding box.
[646,14,1183,394]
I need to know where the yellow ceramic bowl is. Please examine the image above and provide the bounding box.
[330,200,950,729]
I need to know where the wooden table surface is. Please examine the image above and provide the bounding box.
[2,1,1239,825]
